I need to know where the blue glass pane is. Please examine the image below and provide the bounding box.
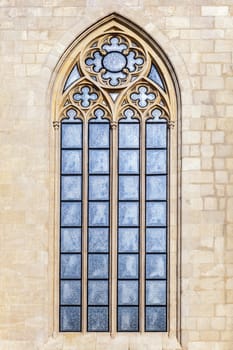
[118,281,138,305]
[118,307,138,331]
[119,176,139,200]
[61,280,81,305]
[88,280,108,305]
[61,202,81,226]
[89,202,109,226]
[73,86,98,108]
[146,150,166,174]
[148,109,165,122]
[126,52,144,72]
[86,51,102,72]
[146,254,166,279]
[148,64,164,90]
[61,228,81,252]
[65,108,79,121]
[62,124,82,148]
[103,51,127,72]
[146,228,166,253]
[119,150,139,174]
[89,150,109,174]
[89,124,109,148]
[146,307,166,331]
[61,176,82,200]
[64,65,81,91]
[61,254,81,279]
[119,124,139,148]
[62,150,82,174]
[118,228,139,252]
[119,202,139,227]
[130,86,155,108]
[92,108,107,122]
[118,254,138,279]
[89,176,109,200]
[88,228,109,252]
[146,202,166,227]
[146,280,166,305]
[60,306,81,331]
[88,254,108,279]
[88,307,108,331]
[121,108,138,122]
[146,124,167,148]
[146,176,166,200]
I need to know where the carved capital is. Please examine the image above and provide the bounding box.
[53,121,60,129]
[168,120,175,129]
[110,121,118,129]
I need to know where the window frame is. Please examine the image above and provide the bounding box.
[50,13,181,340]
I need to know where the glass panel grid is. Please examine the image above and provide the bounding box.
[117,117,140,332]
[60,119,83,332]
[59,95,169,333]
[87,118,110,332]
[145,117,168,332]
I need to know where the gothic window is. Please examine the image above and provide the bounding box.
[54,15,178,334]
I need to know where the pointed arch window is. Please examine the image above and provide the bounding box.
[54,16,178,334]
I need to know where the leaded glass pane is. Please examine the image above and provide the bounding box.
[89,124,109,148]
[62,124,82,148]
[118,254,138,279]
[89,202,109,226]
[88,281,108,305]
[88,307,108,331]
[145,307,166,331]
[146,176,166,200]
[118,307,138,331]
[146,124,167,148]
[88,254,108,279]
[61,150,82,174]
[148,64,164,90]
[118,228,139,252]
[118,202,139,226]
[146,254,166,279]
[64,65,81,91]
[61,176,82,200]
[61,228,81,253]
[146,280,166,305]
[61,202,81,227]
[118,281,138,305]
[61,254,81,279]
[60,306,81,331]
[89,150,109,174]
[119,124,139,148]
[119,150,139,174]
[88,228,109,252]
[146,228,166,253]
[146,202,166,227]
[119,176,139,200]
[146,150,166,174]
[89,176,109,200]
[61,280,81,305]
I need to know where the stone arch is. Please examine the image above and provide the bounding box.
[48,13,183,349]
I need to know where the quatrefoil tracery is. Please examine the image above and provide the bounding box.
[83,35,145,88]
[59,31,173,126]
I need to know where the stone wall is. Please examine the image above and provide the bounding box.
[0,1,232,349]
